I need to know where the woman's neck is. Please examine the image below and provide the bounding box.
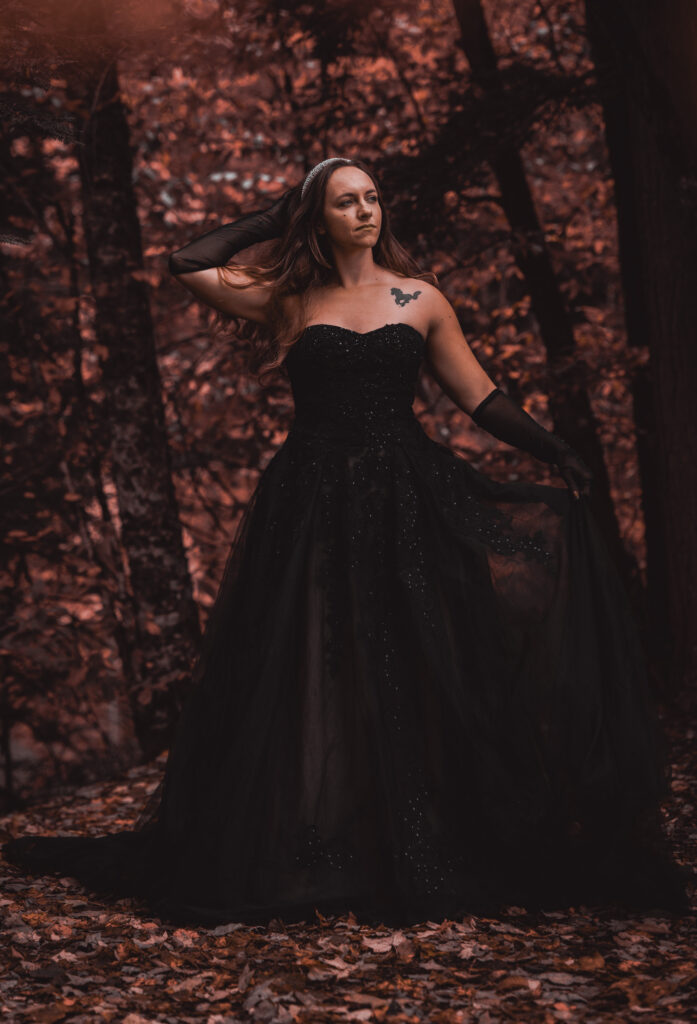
[327,248,385,290]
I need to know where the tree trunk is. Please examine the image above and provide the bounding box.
[584,0,697,699]
[584,1,667,694]
[451,0,640,605]
[66,45,201,756]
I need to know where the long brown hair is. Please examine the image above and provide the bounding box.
[213,158,438,386]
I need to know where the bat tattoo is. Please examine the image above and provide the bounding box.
[391,287,421,307]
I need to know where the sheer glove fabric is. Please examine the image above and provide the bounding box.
[168,185,298,275]
[471,387,593,498]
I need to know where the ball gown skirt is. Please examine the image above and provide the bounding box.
[2,322,691,926]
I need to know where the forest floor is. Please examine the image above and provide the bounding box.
[1,709,696,1024]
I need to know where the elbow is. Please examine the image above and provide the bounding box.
[168,252,187,276]
[168,249,205,276]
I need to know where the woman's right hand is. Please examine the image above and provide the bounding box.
[262,183,302,234]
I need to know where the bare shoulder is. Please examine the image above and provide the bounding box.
[408,278,449,311]
[384,273,435,297]
[407,279,497,415]
[387,277,453,335]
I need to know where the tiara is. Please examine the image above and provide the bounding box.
[300,157,352,199]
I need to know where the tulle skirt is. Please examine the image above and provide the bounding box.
[3,423,691,924]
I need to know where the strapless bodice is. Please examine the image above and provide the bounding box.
[284,321,426,445]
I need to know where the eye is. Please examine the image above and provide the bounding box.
[339,194,377,207]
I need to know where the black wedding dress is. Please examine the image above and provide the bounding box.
[3,321,691,925]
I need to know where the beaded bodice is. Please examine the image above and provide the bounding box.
[284,322,426,444]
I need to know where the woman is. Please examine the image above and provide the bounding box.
[3,156,690,926]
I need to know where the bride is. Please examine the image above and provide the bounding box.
[3,157,689,926]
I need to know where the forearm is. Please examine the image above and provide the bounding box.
[471,387,581,468]
[168,187,298,276]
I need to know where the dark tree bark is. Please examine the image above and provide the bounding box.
[585,0,697,699]
[451,0,641,606]
[0,59,145,805]
[0,229,16,808]
[65,23,201,756]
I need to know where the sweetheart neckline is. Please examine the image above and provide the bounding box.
[301,322,426,346]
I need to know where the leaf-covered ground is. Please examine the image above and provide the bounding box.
[2,712,696,1024]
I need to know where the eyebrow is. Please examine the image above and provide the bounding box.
[335,188,377,200]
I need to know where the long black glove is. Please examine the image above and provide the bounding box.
[168,185,299,275]
[471,387,593,499]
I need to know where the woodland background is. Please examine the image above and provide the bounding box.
[2,0,697,809]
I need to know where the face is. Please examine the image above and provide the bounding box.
[319,166,382,249]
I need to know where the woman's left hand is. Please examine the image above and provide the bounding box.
[556,451,593,500]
